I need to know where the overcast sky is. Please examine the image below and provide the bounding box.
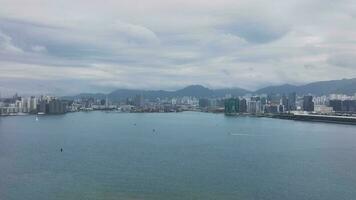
[0,0,356,95]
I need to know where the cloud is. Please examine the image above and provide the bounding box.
[221,19,290,44]
[0,31,23,53]
[31,45,47,53]
[0,0,356,94]
[328,53,356,68]
[112,21,159,45]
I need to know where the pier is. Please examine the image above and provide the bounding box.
[271,113,356,125]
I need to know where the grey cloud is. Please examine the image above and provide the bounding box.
[328,53,356,68]
[0,31,23,53]
[220,19,290,44]
[112,21,159,44]
[0,0,356,94]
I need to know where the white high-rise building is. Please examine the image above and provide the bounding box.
[29,96,37,112]
[247,100,261,114]
[15,100,22,112]
[22,98,29,113]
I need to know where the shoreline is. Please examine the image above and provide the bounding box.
[2,110,356,126]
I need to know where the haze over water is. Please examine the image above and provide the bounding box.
[1,112,356,200]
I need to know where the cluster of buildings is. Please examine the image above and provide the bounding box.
[118,95,201,112]
[1,91,356,117]
[0,94,68,116]
[224,93,297,115]
[72,96,115,111]
[224,93,356,116]
[41,94,201,113]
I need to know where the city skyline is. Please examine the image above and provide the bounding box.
[1,0,356,95]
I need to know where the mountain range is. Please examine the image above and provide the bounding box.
[255,78,356,95]
[62,78,356,101]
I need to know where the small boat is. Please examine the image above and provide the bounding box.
[35,116,39,121]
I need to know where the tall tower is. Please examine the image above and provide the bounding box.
[105,95,109,108]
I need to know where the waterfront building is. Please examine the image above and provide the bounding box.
[264,105,279,113]
[134,94,144,107]
[105,96,109,108]
[224,98,239,114]
[22,98,30,113]
[281,94,289,111]
[239,98,247,113]
[342,100,356,113]
[29,96,37,113]
[260,96,267,106]
[37,100,47,114]
[288,92,297,111]
[247,100,261,114]
[48,99,67,114]
[314,105,334,114]
[303,96,314,112]
[15,100,22,112]
[199,98,209,108]
[278,105,284,113]
[329,100,342,112]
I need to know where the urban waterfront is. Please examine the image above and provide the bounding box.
[1,111,356,200]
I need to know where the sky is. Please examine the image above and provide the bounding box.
[0,0,356,96]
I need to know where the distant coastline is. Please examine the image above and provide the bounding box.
[2,110,356,126]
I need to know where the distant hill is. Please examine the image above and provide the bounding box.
[107,85,250,101]
[174,85,214,97]
[255,84,298,95]
[255,78,356,95]
[62,78,356,101]
[213,88,251,97]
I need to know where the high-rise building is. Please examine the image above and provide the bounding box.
[48,99,67,114]
[303,96,314,112]
[288,92,296,111]
[105,96,109,108]
[134,94,144,107]
[239,98,247,113]
[278,105,284,113]
[264,105,279,113]
[247,100,261,114]
[342,100,356,112]
[199,98,209,108]
[329,99,356,113]
[267,94,280,105]
[21,98,29,113]
[29,96,37,113]
[37,100,47,114]
[224,98,239,114]
[329,100,342,112]
[281,94,289,111]
[15,100,22,112]
[260,97,267,106]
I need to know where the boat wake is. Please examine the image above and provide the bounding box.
[229,133,252,136]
